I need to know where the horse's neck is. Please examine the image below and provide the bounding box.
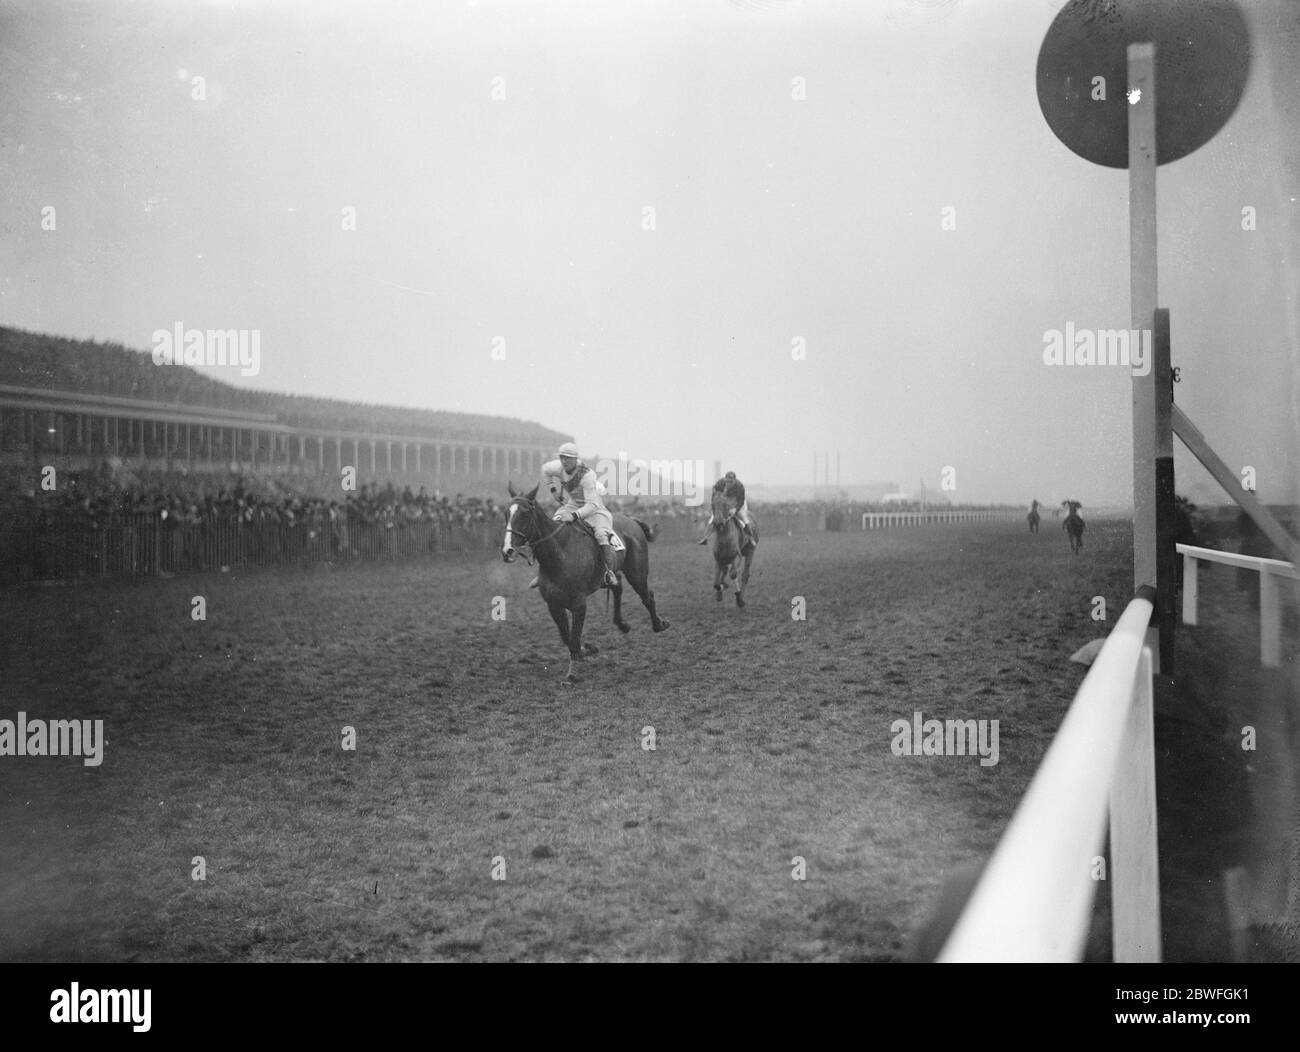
[714,518,741,555]
[533,520,578,572]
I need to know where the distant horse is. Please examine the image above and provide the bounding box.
[501,483,669,681]
[707,491,758,607]
[1062,500,1085,554]
[1027,499,1041,533]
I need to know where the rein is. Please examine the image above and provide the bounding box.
[511,501,568,563]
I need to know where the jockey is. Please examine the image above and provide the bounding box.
[540,442,619,588]
[698,471,754,547]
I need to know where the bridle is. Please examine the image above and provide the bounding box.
[504,497,567,565]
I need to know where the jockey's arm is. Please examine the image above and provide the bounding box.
[572,472,602,519]
[541,459,566,504]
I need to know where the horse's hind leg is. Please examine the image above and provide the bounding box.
[629,572,670,632]
[611,578,630,634]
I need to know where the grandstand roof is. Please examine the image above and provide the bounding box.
[0,327,570,446]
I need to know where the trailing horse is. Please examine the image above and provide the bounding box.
[1061,500,1085,555]
[707,490,757,607]
[1027,499,1041,533]
[501,482,669,681]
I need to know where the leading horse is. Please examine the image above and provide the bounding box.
[1062,499,1085,555]
[707,490,757,607]
[501,482,669,681]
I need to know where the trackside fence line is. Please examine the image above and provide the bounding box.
[1177,543,1298,669]
[861,510,1022,529]
[938,594,1159,962]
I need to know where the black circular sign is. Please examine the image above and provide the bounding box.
[1037,0,1252,168]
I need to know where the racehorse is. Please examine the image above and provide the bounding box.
[1027,499,1041,533]
[501,482,669,681]
[1061,500,1085,555]
[707,490,757,607]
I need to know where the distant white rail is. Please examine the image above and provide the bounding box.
[860,510,1022,529]
[938,595,1159,962]
[1177,543,1298,669]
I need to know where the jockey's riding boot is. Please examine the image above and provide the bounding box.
[600,544,619,587]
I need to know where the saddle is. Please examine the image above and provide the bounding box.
[717,507,757,553]
[574,519,625,552]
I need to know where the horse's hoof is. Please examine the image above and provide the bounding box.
[583,643,599,655]
[736,594,745,608]
[653,619,671,632]
[714,589,723,602]
[617,622,631,635]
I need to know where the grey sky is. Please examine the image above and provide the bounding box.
[3,0,1296,505]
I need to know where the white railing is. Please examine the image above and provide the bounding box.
[1177,543,1298,669]
[938,595,1159,962]
[860,510,1022,529]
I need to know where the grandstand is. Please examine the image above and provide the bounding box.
[0,327,571,495]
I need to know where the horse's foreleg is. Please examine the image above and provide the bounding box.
[713,561,725,600]
[572,602,599,655]
[547,602,570,648]
[736,550,753,607]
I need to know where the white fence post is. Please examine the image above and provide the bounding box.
[1176,543,1296,668]
[1181,552,1198,626]
[1109,646,1161,961]
[1260,570,1281,668]
[936,596,1157,962]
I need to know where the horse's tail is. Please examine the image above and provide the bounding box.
[634,518,658,542]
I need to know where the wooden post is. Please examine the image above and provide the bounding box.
[1153,309,1176,673]
[1129,43,1160,670]
[1110,645,1161,962]
[1181,553,1198,626]
[1260,571,1281,668]
[1171,404,1300,565]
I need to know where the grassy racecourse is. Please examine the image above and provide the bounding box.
[0,517,1197,961]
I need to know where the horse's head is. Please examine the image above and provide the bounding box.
[710,491,737,531]
[502,482,543,562]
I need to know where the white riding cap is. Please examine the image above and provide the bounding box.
[557,441,580,458]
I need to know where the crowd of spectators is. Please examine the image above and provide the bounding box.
[5,462,511,534]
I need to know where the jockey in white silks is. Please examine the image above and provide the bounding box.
[540,441,619,588]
